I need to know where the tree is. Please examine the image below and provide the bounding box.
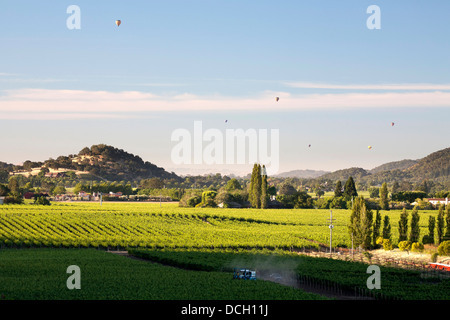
[368,187,379,198]
[398,208,409,242]
[343,176,358,200]
[382,215,392,240]
[52,185,66,195]
[260,166,269,209]
[379,182,389,210]
[373,210,382,247]
[348,196,373,250]
[334,181,343,197]
[423,216,436,245]
[391,181,400,194]
[225,178,241,191]
[409,206,420,243]
[445,205,450,242]
[437,204,445,244]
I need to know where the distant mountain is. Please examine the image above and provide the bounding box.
[405,147,450,181]
[275,169,330,179]
[316,147,450,184]
[370,159,418,174]
[317,167,370,182]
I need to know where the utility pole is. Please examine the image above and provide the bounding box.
[327,210,335,255]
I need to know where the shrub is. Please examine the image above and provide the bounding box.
[431,252,438,263]
[411,242,424,252]
[398,241,411,252]
[437,241,450,256]
[382,239,393,251]
[376,236,384,246]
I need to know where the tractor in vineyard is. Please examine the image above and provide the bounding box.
[233,268,256,280]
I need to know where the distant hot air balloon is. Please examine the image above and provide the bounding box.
[308,144,311,148]
[275,97,279,102]
[225,120,228,123]
[368,146,372,150]
[115,20,121,27]
[391,122,395,126]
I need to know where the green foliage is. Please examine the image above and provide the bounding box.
[334,180,343,197]
[391,191,427,203]
[398,240,411,252]
[343,176,358,200]
[368,187,379,198]
[348,196,373,250]
[431,252,438,263]
[398,208,409,242]
[382,239,393,251]
[437,204,445,244]
[225,178,241,191]
[410,242,424,252]
[382,215,392,240]
[437,240,450,256]
[34,196,51,206]
[408,207,421,243]
[422,216,436,245]
[379,182,389,210]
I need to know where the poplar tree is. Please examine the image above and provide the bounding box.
[260,165,268,209]
[444,205,450,241]
[348,196,373,249]
[382,215,392,240]
[334,180,343,197]
[437,204,445,244]
[379,182,389,210]
[343,176,358,200]
[373,210,382,247]
[409,206,420,243]
[398,208,409,242]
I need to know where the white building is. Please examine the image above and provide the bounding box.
[428,198,449,207]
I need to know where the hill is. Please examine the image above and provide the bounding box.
[370,159,418,174]
[405,147,450,181]
[315,147,450,185]
[10,144,180,182]
[275,169,330,179]
[317,167,370,182]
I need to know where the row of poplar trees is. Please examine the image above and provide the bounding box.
[349,197,450,250]
[249,164,269,209]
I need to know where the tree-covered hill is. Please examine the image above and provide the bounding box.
[370,159,418,174]
[9,144,180,182]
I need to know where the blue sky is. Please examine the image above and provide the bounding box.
[1,1,449,176]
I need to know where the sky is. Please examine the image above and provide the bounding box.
[0,0,449,176]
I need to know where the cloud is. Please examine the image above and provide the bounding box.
[1,87,449,120]
[284,82,450,91]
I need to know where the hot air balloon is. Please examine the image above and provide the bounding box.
[368,146,372,150]
[225,120,228,123]
[115,20,121,27]
[391,122,395,126]
[275,97,279,102]
[308,144,311,148]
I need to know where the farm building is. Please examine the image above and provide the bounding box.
[428,198,449,207]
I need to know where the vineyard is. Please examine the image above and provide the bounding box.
[0,202,435,250]
[0,202,448,301]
